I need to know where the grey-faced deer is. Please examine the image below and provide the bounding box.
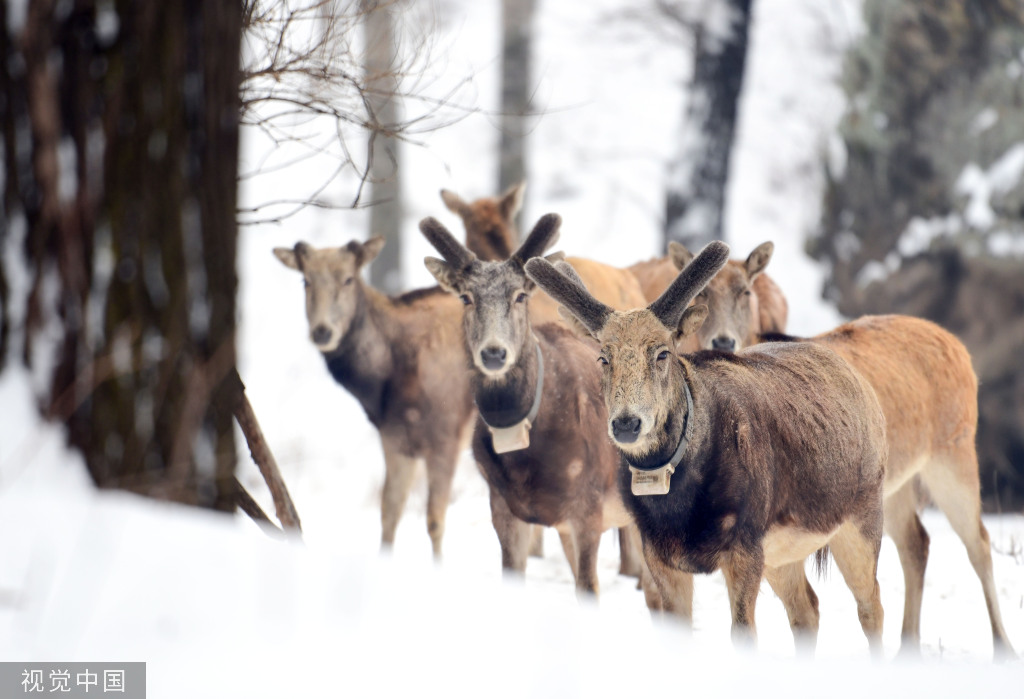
[763,316,1017,659]
[419,213,654,601]
[629,241,788,352]
[441,183,650,577]
[440,183,650,325]
[526,244,889,654]
[273,238,475,558]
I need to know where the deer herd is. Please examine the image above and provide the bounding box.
[273,183,1016,660]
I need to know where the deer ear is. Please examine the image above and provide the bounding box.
[273,247,299,270]
[668,241,694,271]
[745,242,774,281]
[424,257,461,293]
[499,181,526,220]
[440,189,469,216]
[675,304,709,343]
[360,236,386,267]
[557,305,598,341]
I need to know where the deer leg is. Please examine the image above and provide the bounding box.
[883,481,929,656]
[489,488,531,576]
[829,520,885,657]
[722,547,764,648]
[424,443,459,560]
[765,561,820,654]
[572,523,603,599]
[922,450,1016,659]
[626,525,663,611]
[642,541,693,623]
[529,525,545,558]
[618,527,644,578]
[380,436,418,551]
[556,525,580,582]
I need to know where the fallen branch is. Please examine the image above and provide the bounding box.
[234,476,286,539]
[226,369,303,533]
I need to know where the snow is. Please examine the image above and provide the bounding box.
[2,0,1022,696]
[956,143,1024,231]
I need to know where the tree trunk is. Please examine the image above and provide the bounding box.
[3,0,242,510]
[665,0,753,251]
[498,0,536,198]
[362,0,404,293]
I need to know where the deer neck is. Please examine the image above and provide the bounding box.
[322,283,395,424]
[473,334,543,451]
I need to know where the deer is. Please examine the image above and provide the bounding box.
[753,316,1017,659]
[439,183,649,325]
[418,212,657,603]
[273,237,475,559]
[441,181,524,262]
[628,241,788,352]
[526,242,889,654]
[441,183,650,577]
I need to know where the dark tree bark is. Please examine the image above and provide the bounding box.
[362,0,404,293]
[665,0,753,251]
[3,0,242,510]
[498,0,536,198]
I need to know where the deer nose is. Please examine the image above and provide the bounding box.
[712,336,737,352]
[480,346,507,370]
[611,415,642,443]
[311,325,332,346]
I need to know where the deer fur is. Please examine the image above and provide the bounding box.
[526,244,889,653]
[273,238,475,558]
[420,214,656,601]
[628,241,788,351]
[763,316,1016,659]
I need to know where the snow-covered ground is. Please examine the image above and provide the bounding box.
[2,1,1022,696]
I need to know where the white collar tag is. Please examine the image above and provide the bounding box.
[489,420,532,454]
[629,463,675,496]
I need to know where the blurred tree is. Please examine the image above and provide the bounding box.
[2,0,241,509]
[815,0,1024,508]
[361,0,404,293]
[498,0,535,210]
[240,1,465,290]
[664,0,753,251]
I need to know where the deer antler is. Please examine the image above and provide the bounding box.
[525,257,612,335]
[512,213,562,265]
[419,217,476,270]
[648,240,730,331]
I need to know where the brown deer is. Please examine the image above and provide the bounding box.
[629,241,788,352]
[440,183,649,324]
[419,213,655,601]
[761,316,1017,659]
[441,181,524,261]
[441,183,650,576]
[273,238,475,558]
[526,244,889,653]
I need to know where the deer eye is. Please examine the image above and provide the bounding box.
[343,277,355,286]
[657,350,670,361]
[515,292,528,304]
[597,356,608,365]
[459,294,472,306]
[303,279,310,289]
